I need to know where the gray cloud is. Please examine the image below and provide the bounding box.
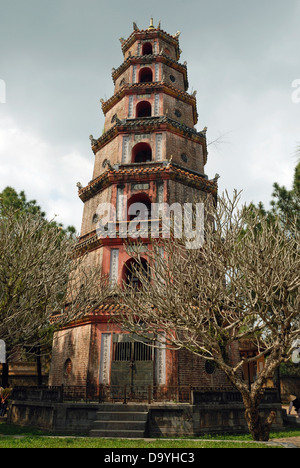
[0,0,299,232]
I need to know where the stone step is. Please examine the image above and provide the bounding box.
[94,411,148,421]
[89,405,149,438]
[91,420,147,431]
[96,404,149,412]
[89,429,146,438]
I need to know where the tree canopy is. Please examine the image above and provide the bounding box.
[0,186,76,237]
[114,190,299,441]
[252,162,300,231]
[0,187,110,361]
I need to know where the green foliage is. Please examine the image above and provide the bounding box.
[0,186,76,237]
[279,362,300,378]
[0,186,45,218]
[254,162,300,231]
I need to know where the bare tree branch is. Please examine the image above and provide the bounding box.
[113,190,300,441]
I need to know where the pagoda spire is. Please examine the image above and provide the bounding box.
[148,17,155,30]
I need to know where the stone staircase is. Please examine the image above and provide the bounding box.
[89,404,149,438]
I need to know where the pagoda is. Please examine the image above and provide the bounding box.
[49,20,226,399]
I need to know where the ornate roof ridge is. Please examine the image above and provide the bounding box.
[90,115,206,155]
[120,27,180,52]
[101,81,196,114]
[112,53,187,83]
[78,161,216,203]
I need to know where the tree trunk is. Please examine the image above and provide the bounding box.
[244,403,276,441]
[36,346,43,386]
[1,363,9,388]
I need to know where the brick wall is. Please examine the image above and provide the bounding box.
[49,324,92,387]
[93,138,120,179]
[178,348,233,388]
[166,132,204,174]
[163,93,195,127]
[80,186,112,237]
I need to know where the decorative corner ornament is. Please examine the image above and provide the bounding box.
[89,135,97,146]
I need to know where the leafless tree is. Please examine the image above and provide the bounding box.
[0,209,111,361]
[114,191,300,441]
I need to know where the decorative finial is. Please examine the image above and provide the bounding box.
[103,159,113,171]
[89,135,97,146]
[148,18,155,29]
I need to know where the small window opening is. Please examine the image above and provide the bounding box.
[136,100,152,118]
[123,257,150,289]
[139,67,153,83]
[127,193,151,221]
[132,142,152,163]
[142,42,153,55]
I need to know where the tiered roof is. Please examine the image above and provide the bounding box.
[78,161,217,203]
[120,21,181,60]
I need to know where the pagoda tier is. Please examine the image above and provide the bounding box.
[49,21,228,397]
[78,20,216,242]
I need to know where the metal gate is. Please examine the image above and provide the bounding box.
[110,334,154,398]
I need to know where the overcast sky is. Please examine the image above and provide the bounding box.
[0,0,299,232]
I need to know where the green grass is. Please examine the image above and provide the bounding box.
[0,437,281,448]
[1,421,298,448]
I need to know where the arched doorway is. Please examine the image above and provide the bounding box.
[127,193,151,221]
[136,100,151,118]
[132,142,152,163]
[139,67,153,83]
[123,257,150,289]
[142,42,153,55]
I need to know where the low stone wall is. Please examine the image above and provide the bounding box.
[148,403,284,437]
[9,401,101,434]
[9,400,285,436]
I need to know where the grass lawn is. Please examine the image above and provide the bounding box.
[0,437,281,448]
[1,421,299,448]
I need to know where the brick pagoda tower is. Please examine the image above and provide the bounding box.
[49,20,224,399]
